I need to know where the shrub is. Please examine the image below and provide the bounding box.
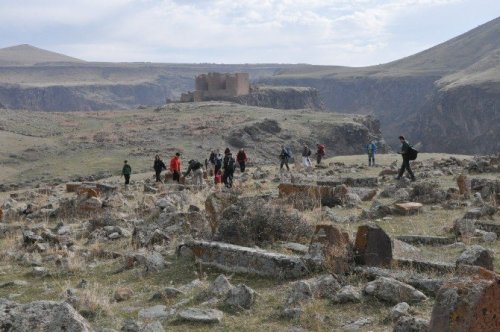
[216,197,313,246]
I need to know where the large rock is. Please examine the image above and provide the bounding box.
[354,224,392,267]
[224,284,256,310]
[429,277,500,332]
[209,274,233,297]
[0,299,93,331]
[181,240,310,279]
[306,224,353,274]
[364,277,427,304]
[453,218,477,237]
[456,245,494,271]
[124,250,167,274]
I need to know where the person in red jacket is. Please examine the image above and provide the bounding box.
[236,148,248,172]
[169,152,181,183]
[316,144,326,165]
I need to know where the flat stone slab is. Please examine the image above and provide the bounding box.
[178,308,223,324]
[394,258,455,273]
[476,221,500,236]
[394,202,423,212]
[317,177,378,188]
[181,240,311,279]
[396,235,456,246]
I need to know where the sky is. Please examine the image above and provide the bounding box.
[0,0,499,66]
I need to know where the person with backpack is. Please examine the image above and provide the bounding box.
[153,155,167,182]
[121,160,132,185]
[396,136,416,181]
[184,159,204,187]
[366,141,377,166]
[236,148,248,173]
[279,145,291,171]
[316,144,326,165]
[169,152,182,183]
[222,148,235,188]
[302,144,312,170]
[212,149,223,176]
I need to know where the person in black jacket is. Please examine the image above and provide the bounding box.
[222,149,235,188]
[153,155,167,182]
[396,136,416,181]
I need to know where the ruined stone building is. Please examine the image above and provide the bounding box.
[180,72,250,102]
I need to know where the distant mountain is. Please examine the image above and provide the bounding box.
[0,44,84,66]
[264,17,500,154]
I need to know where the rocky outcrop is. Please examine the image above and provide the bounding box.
[227,86,324,110]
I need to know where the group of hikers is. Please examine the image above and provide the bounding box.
[121,135,417,186]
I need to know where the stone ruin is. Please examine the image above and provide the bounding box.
[180,72,250,102]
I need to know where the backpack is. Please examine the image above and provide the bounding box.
[283,147,292,158]
[307,148,312,157]
[408,146,418,161]
[227,157,235,171]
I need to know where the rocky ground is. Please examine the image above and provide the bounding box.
[0,153,499,331]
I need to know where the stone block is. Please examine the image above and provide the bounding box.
[396,235,455,246]
[429,277,500,332]
[354,224,392,267]
[182,240,311,279]
[394,202,423,214]
[307,224,353,274]
[456,245,494,271]
[66,182,82,193]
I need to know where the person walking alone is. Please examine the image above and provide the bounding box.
[153,155,166,182]
[366,141,377,166]
[236,148,248,173]
[122,160,132,185]
[396,136,416,181]
[169,152,182,183]
[279,145,291,171]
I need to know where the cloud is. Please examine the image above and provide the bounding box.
[0,0,498,65]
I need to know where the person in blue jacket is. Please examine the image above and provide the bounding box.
[366,141,377,166]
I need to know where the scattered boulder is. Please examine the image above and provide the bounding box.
[364,277,427,304]
[394,202,423,215]
[224,284,256,310]
[394,316,429,332]
[138,305,172,320]
[0,299,93,331]
[150,287,184,301]
[456,245,494,271]
[332,285,362,304]
[354,224,392,267]
[114,287,134,302]
[389,302,410,321]
[124,250,168,274]
[453,218,477,237]
[209,275,233,297]
[429,277,500,332]
[178,308,224,324]
[342,317,373,330]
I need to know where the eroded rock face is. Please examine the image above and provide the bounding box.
[429,277,500,332]
[0,299,94,332]
[354,224,392,267]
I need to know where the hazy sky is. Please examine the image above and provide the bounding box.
[0,0,499,66]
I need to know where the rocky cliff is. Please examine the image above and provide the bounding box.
[262,17,500,154]
[225,86,324,110]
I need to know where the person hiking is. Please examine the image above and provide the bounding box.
[279,145,291,171]
[366,141,377,166]
[302,144,312,170]
[169,152,182,183]
[222,148,235,188]
[316,143,325,165]
[184,159,204,187]
[236,148,248,173]
[122,160,132,185]
[396,136,416,181]
[153,155,167,182]
[213,149,223,176]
